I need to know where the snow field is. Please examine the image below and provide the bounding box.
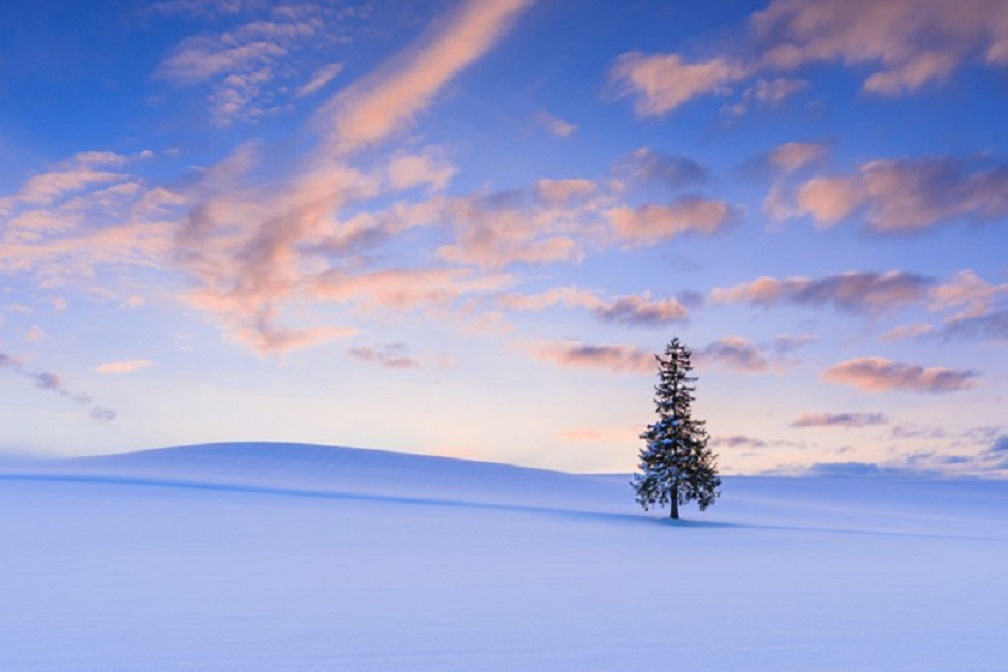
[1,443,1006,671]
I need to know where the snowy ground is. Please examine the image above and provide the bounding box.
[2,442,1006,671]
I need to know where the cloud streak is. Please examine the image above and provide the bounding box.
[322,0,533,153]
[791,412,890,428]
[526,340,654,374]
[0,351,115,420]
[498,287,689,327]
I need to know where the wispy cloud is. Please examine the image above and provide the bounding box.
[536,179,597,205]
[766,141,831,174]
[773,333,817,354]
[612,148,709,191]
[348,343,421,369]
[881,323,933,342]
[498,287,689,327]
[697,337,771,372]
[153,5,349,125]
[722,77,807,116]
[296,62,344,97]
[534,110,577,138]
[0,152,130,212]
[710,435,768,449]
[525,340,654,374]
[321,0,533,153]
[711,270,932,314]
[822,357,978,393]
[791,412,890,428]
[941,310,1008,342]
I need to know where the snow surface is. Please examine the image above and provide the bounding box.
[2,442,1007,671]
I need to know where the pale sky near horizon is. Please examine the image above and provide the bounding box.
[1,0,1006,475]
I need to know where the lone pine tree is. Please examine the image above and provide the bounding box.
[633,338,721,519]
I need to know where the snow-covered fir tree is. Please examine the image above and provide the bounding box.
[633,338,720,519]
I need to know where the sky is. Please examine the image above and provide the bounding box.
[0,0,1006,476]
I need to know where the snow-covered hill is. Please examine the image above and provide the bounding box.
[2,442,1006,671]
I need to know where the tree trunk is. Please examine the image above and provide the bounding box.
[670,486,679,519]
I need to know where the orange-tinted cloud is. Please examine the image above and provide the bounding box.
[822,357,978,393]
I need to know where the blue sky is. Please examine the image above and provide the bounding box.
[1,0,1006,475]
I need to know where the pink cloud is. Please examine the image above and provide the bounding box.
[387,151,456,192]
[436,194,589,269]
[753,0,1008,94]
[296,62,344,97]
[94,359,153,374]
[880,323,933,341]
[929,270,1008,319]
[610,52,749,115]
[536,179,597,205]
[607,196,732,245]
[323,0,532,152]
[312,267,513,311]
[767,141,831,174]
[793,157,1008,231]
[822,357,978,393]
[610,0,1008,120]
